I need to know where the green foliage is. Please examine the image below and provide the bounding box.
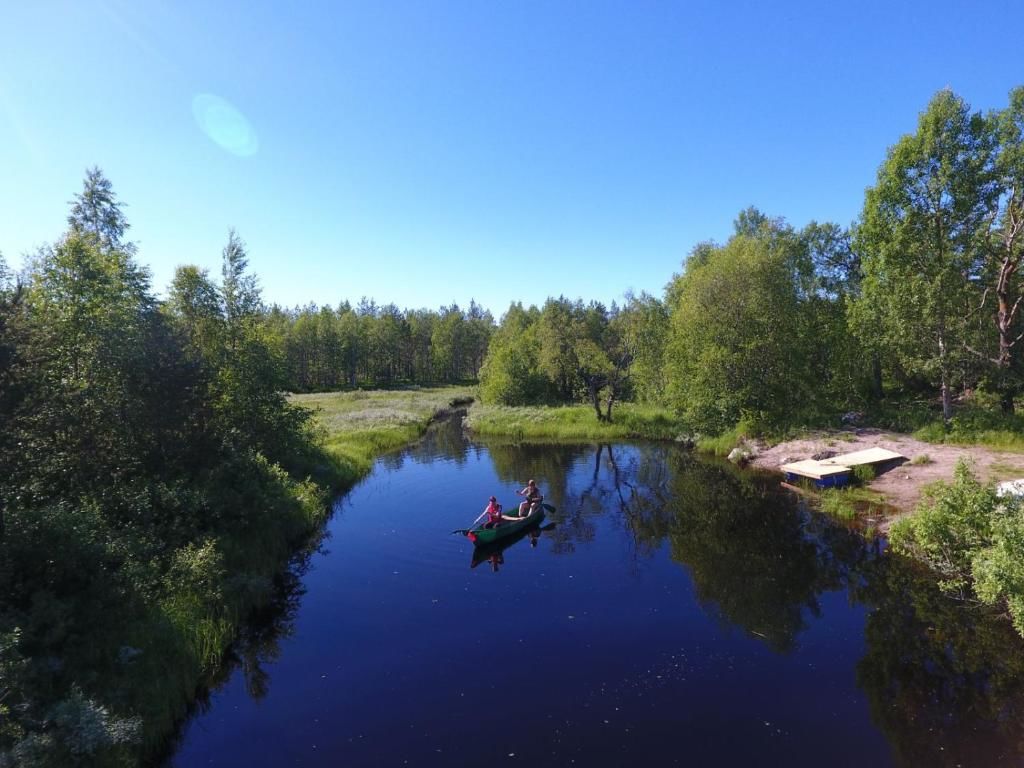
[694,420,754,456]
[160,540,231,671]
[272,297,493,392]
[617,292,669,404]
[67,166,132,252]
[973,507,1024,635]
[666,233,815,433]
[0,170,346,765]
[891,458,1024,636]
[818,490,858,520]
[532,296,632,420]
[852,464,876,483]
[817,487,886,521]
[4,686,142,768]
[479,296,652,423]
[165,264,222,363]
[465,401,684,441]
[478,303,550,405]
[853,90,996,419]
[890,461,1002,596]
[895,403,1024,450]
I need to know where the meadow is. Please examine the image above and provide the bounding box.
[292,387,476,482]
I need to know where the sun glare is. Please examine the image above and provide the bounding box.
[191,93,258,157]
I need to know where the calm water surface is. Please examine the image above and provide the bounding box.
[170,417,1024,767]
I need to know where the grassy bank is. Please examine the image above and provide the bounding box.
[292,386,476,480]
[817,486,889,522]
[862,398,1024,452]
[463,402,686,441]
[132,388,472,761]
[137,388,473,761]
[691,398,1024,459]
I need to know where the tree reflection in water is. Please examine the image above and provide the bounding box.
[159,530,322,764]
[484,440,596,554]
[852,556,1024,767]
[484,436,1024,763]
[171,423,1024,766]
[624,451,868,652]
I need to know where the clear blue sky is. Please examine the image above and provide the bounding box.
[2,0,1022,315]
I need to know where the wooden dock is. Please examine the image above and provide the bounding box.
[818,448,904,468]
[780,447,905,488]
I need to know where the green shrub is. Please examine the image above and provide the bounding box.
[852,464,876,484]
[696,419,754,457]
[972,507,1024,635]
[912,421,948,443]
[889,460,999,598]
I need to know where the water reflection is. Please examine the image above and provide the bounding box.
[160,530,323,764]
[169,417,1024,766]
[481,435,1024,761]
[633,453,872,652]
[853,556,1024,766]
[470,523,556,571]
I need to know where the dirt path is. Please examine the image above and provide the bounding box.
[750,429,1024,520]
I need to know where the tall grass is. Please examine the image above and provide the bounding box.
[463,402,686,441]
[818,489,858,520]
[695,420,756,456]
[817,487,887,521]
[292,386,476,481]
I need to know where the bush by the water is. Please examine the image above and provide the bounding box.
[890,460,1024,635]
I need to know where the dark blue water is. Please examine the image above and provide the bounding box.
[170,418,1024,767]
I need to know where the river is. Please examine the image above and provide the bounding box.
[168,415,1024,767]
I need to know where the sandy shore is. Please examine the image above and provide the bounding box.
[750,428,1024,520]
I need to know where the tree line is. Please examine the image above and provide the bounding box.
[265,299,493,392]
[479,86,1024,436]
[479,293,667,421]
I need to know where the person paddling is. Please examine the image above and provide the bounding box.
[482,496,518,528]
[516,479,543,517]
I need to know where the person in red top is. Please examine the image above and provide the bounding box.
[482,496,505,528]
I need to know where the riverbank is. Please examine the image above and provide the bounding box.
[292,386,477,478]
[446,398,1024,526]
[147,388,474,760]
[463,402,686,441]
[750,428,1024,521]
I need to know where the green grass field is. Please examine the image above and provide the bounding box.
[463,402,686,441]
[291,386,476,483]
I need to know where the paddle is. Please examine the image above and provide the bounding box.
[451,508,489,536]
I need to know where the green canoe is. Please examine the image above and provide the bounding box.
[471,520,556,569]
[463,503,551,545]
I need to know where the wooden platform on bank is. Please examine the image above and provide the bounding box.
[780,448,904,488]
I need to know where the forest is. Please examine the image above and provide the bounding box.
[1,85,1023,765]
[268,299,493,392]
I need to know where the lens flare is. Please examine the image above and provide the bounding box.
[191,94,258,157]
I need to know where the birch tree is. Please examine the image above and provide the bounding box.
[854,90,996,421]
